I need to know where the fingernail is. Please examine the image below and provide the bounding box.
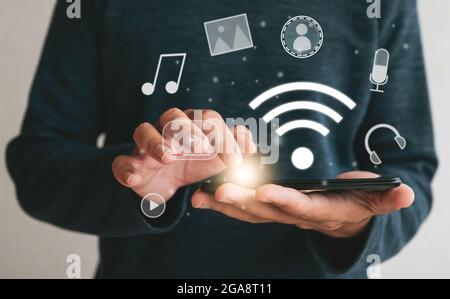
[154,144,166,160]
[156,144,174,162]
[217,198,233,204]
[194,202,209,209]
[258,197,270,203]
[126,174,139,186]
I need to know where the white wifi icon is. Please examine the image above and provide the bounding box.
[249,82,357,170]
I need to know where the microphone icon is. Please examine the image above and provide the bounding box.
[370,48,390,93]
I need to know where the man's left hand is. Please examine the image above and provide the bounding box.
[192,171,414,238]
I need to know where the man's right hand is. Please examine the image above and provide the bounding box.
[112,108,256,200]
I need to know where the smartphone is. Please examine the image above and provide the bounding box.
[199,177,402,193]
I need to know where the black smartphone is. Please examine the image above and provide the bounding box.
[199,177,402,193]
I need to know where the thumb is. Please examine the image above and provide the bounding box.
[336,170,380,179]
[372,184,415,214]
[112,155,143,188]
[336,170,415,214]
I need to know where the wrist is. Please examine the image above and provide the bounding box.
[321,217,373,238]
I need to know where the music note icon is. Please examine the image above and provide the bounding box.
[142,53,187,96]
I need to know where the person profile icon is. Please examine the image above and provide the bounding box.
[281,15,323,59]
[293,23,312,52]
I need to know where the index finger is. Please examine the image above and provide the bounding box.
[133,122,173,164]
[186,109,243,167]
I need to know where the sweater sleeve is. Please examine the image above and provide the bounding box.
[5,0,188,238]
[307,0,438,276]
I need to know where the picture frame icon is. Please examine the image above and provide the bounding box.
[204,13,254,56]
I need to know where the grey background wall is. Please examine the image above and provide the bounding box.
[0,0,449,278]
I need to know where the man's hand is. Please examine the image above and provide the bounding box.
[192,171,414,238]
[112,108,256,200]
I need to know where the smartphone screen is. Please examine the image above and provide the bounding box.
[199,154,401,193]
[199,177,402,193]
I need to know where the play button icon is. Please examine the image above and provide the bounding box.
[140,193,166,218]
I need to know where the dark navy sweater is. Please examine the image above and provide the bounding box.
[6,0,437,278]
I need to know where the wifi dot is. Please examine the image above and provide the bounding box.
[291,147,314,170]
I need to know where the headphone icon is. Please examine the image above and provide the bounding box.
[365,124,406,165]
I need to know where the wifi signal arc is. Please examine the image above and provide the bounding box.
[249,82,357,110]
[277,120,329,136]
[262,100,343,123]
